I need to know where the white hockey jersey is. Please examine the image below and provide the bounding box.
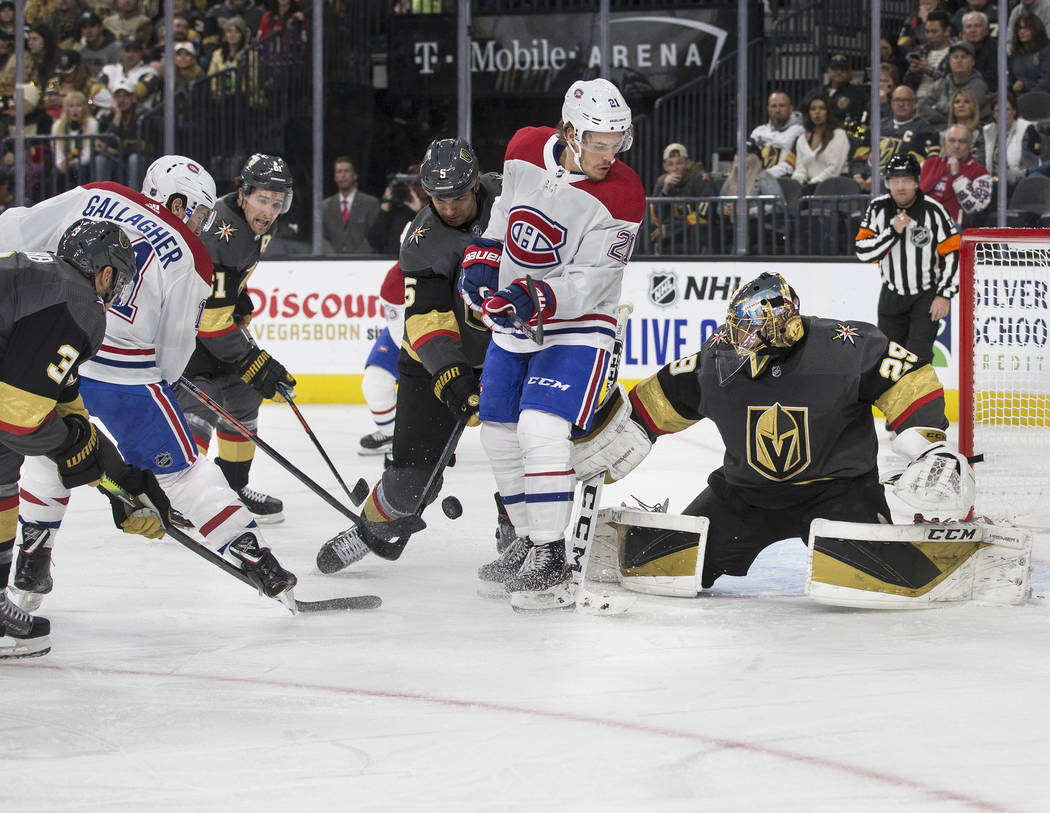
[483,126,645,354]
[0,181,213,385]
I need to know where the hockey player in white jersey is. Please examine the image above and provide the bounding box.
[458,77,645,599]
[0,157,298,608]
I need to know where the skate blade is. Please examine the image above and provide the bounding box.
[357,447,391,457]
[7,587,44,613]
[0,634,51,659]
[250,512,285,525]
[275,587,297,614]
[509,582,576,612]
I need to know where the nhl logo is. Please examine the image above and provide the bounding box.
[910,225,932,247]
[155,452,173,468]
[648,271,678,307]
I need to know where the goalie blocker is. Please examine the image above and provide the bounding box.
[807,519,1032,608]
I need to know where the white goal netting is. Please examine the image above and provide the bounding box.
[962,235,1050,527]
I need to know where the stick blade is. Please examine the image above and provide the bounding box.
[295,595,383,612]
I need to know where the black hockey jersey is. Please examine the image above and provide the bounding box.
[185,192,276,377]
[0,251,106,457]
[850,116,941,179]
[628,317,949,508]
[399,172,502,376]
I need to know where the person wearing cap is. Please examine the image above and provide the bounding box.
[54,49,92,98]
[92,76,144,187]
[814,54,869,133]
[207,16,260,105]
[78,11,121,76]
[856,152,960,365]
[167,40,203,95]
[918,39,990,128]
[648,143,715,253]
[103,0,153,47]
[95,34,159,107]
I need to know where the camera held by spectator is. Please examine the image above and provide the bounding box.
[388,172,419,204]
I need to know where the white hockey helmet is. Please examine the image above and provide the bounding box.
[561,78,634,154]
[142,155,217,233]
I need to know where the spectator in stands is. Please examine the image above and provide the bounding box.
[897,0,943,52]
[880,35,908,79]
[323,155,379,254]
[961,11,999,90]
[207,16,260,104]
[155,2,204,48]
[43,0,86,50]
[952,0,998,34]
[103,0,152,47]
[0,2,14,40]
[92,76,144,187]
[790,93,850,194]
[1007,0,1050,50]
[167,41,202,95]
[78,11,122,76]
[54,48,92,98]
[817,54,869,134]
[257,0,307,47]
[28,24,59,89]
[1009,12,1050,94]
[649,142,715,252]
[919,40,990,128]
[903,9,953,100]
[206,0,264,38]
[878,62,903,119]
[982,90,1040,193]
[52,88,97,184]
[97,36,160,108]
[920,123,992,226]
[749,91,804,178]
[720,138,785,217]
[43,77,64,121]
[852,84,941,192]
[368,165,425,254]
[944,87,985,155]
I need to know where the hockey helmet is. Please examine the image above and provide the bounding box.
[420,137,479,198]
[885,152,921,181]
[142,154,217,233]
[561,78,634,154]
[239,153,293,214]
[57,218,137,303]
[717,272,803,384]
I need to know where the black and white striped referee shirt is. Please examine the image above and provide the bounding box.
[855,190,960,297]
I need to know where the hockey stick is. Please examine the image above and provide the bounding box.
[277,382,369,507]
[509,301,636,615]
[358,421,467,561]
[175,376,423,544]
[508,275,545,345]
[98,478,382,614]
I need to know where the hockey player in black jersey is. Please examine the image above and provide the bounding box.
[316,137,505,573]
[177,154,297,523]
[571,272,975,592]
[0,219,171,658]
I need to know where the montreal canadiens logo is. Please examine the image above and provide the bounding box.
[506,207,567,269]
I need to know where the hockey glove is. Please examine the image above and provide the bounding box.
[888,426,977,521]
[233,289,255,326]
[239,348,296,403]
[47,414,110,489]
[481,278,556,334]
[432,363,481,426]
[571,383,652,483]
[459,238,503,314]
[107,466,171,539]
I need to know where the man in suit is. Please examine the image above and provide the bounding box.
[322,156,379,254]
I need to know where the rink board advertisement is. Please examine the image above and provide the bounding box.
[246,259,960,418]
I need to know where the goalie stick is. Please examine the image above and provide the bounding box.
[175,376,422,545]
[99,478,382,614]
[509,301,637,616]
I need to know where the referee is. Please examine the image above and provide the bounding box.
[855,152,960,364]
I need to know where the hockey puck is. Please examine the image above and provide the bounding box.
[441,496,463,520]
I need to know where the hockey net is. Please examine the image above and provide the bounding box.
[959,229,1050,527]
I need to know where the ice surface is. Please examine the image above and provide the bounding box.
[2,406,1047,813]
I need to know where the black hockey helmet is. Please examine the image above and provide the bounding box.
[420,137,479,198]
[239,153,293,213]
[885,152,921,181]
[57,218,137,301]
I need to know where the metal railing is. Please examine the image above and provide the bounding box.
[1,133,123,202]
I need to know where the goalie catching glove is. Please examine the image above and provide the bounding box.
[239,347,296,402]
[433,363,480,426]
[571,382,652,483]
[886,426,976,521]
[459,238,503,314]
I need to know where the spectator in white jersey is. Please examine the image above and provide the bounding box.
[748,90,804,178]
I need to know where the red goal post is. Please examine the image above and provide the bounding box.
[959,228,1050,524]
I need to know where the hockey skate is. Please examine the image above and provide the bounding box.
[227,532,297,607]
[477,536,531,598]
[239,486,284,524]
[0,593,50,659]
[9,524,54,612]
[504,539,571,599]
[358,430,393,456]
[316,525,371,574]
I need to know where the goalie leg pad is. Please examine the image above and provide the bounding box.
[807,519,1033,608]
[607,508,709,597]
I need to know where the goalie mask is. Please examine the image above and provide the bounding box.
[561,78,634,161]
[716,272,804,385]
